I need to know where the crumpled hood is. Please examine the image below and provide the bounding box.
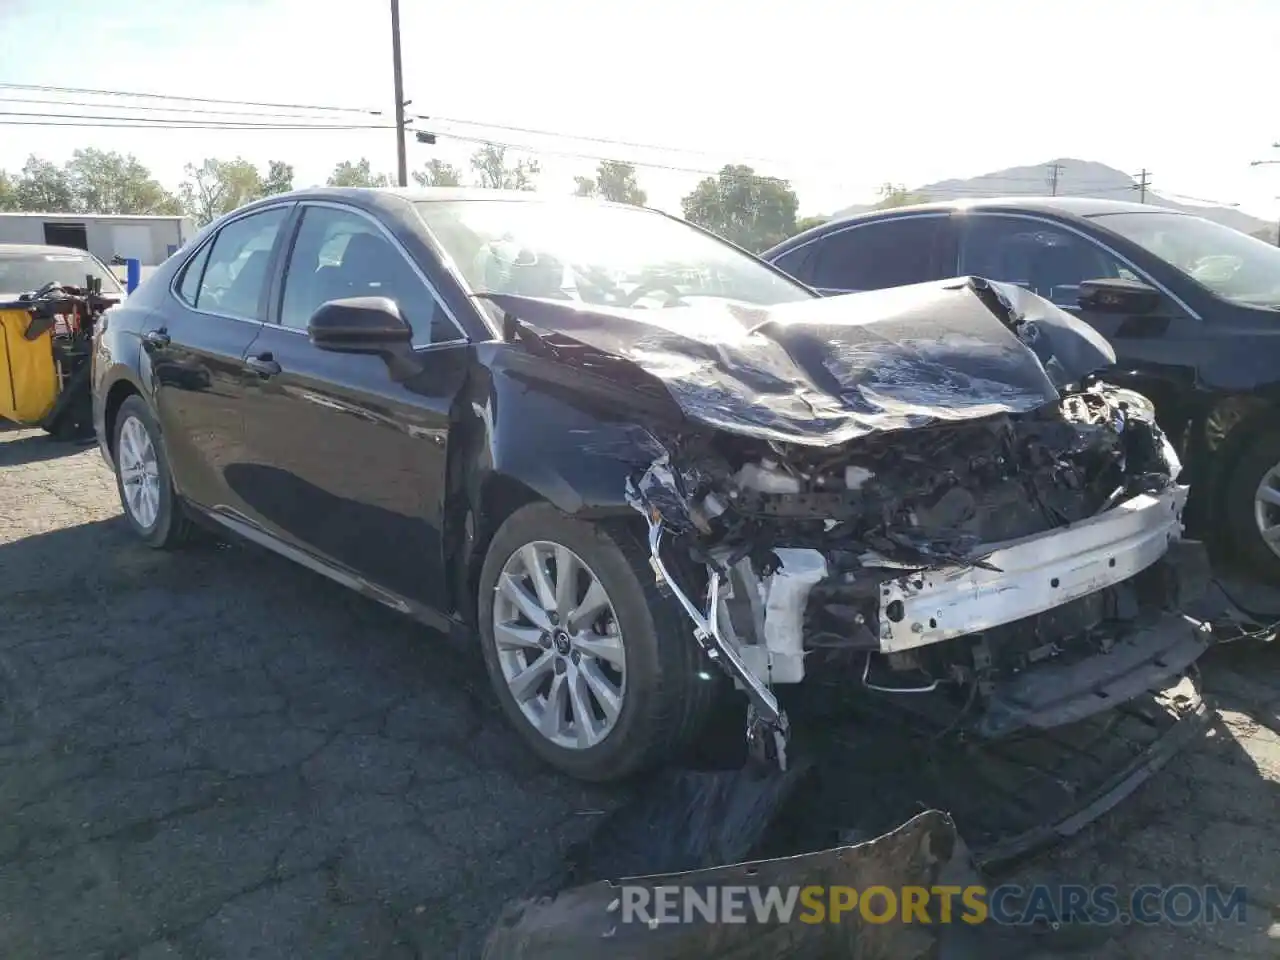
[482,277,1116,447]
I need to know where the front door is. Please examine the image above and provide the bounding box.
[144,204,291,513]
[234,202,470,608]
[958,213,1204,407]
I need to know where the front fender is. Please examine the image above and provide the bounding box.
[465,344,671,516]
[444,345,673,620]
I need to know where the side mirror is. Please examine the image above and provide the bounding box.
[1077,278,1162,315]
[308,297,412,354]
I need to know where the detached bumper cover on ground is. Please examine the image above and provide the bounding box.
[481,809,964,960]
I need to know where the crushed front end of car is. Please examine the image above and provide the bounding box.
[486,276,1210,764]
[479,277,1213,956]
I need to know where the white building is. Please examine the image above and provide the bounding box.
[0,212,195,266]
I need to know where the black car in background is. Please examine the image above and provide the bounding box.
[764,197,1280,580]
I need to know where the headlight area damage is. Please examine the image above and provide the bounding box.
[484,277,1211,769]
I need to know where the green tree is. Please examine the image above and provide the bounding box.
[794,215,829,234]
[14,155,74,212]
[572,161,646,205]
[327,158,390,188]
[469,145,539,191]
[412,159,462,187]
[0,170,17,212]
[874,182,923,209]
[65,148,182,215]
[680,165,799,253]
[179,158,266,226]
[261,160,295,196]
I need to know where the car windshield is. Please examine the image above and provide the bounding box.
[0,251,123,297]
[414,199,813,317]
[1093,211,1280,308]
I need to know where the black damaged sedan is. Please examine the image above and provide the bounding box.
[93,188,1210,783]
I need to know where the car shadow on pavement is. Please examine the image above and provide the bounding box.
[996,638,1280,958]
[0,516,624,960]
[0,432,89,468]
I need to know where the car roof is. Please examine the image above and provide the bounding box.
[250,185,648,210]
[0,243,101,258]
[831,195,1185,224]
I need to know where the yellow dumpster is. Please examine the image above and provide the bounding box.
[0,304,58,426]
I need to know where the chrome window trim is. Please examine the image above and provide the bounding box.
[962,211,1202,321]
[777,212,951,258]
[166,203,294,326]
[273,200,469,347]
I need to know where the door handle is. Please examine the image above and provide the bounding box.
[142,329,170,348]
[245,353,282,377]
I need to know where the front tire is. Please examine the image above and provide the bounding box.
[477,502,714,782]
[112,395,191,550]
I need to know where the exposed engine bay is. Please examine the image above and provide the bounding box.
[486,277,1212,769]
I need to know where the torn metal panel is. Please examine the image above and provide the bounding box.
[480,810,963,960]
[483,276,1115,448]
[878,484,1188,653]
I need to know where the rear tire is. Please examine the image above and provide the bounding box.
[1223,430,1280,583]
[477,502,715,782]
[112,395,192,550]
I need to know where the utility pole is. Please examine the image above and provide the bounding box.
[1046,162,1064,196]
[1133,169,1151,203]
[390,0,408,187]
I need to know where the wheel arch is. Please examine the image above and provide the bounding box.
[1193,391,1280,523]
[102,376,143,456]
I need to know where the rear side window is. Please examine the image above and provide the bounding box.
[189,207,288,320]
[808,217,950,292]
[176,241,212,306]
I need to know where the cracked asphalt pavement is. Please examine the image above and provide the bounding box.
[2,425,1279,958]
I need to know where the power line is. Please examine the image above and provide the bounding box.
[0,81,382,115]
[1158,189,1239,207]
[420,113,786,166]
[426,129,796,181]
[0,95,369,122]
[0,109,391,129]
[0,118,393,131]
[425,127,1140,191]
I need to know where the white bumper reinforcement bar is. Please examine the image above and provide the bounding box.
[878,485,1189,653]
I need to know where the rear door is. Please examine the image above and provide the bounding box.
[145,204,292,513]
[235,201,470,609]
[784,214,956,295]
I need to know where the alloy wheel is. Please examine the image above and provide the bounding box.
[491,540,626,750]
[1255,460,1280,561]
[118,415,161,530]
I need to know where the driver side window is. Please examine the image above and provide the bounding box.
[960,216,1133,309]
[280,205,447,346]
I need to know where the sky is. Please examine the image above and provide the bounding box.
[0,0,1278,219]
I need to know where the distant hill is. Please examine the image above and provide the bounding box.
[831,159,1270,236]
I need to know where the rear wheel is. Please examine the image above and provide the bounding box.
[477,502,714,782]
[1223,430,1280,582]
[112,395,192,549]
